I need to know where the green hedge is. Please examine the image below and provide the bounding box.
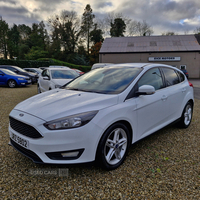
[0,58,91,72]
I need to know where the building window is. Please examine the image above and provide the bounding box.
[180,65,186,70]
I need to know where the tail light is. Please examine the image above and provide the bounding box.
[188,81,193,87]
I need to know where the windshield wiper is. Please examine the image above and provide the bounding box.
[66,87,87,92]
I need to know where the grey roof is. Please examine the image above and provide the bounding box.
[99,35,200,53]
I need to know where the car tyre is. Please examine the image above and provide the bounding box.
[96,123,130,170]
[178,102,193,128]
[8,79,17,88]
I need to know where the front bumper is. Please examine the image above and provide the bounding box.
[8,109,103,164]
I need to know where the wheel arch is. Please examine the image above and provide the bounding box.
[7,79,18,87]
[95,120,133,159]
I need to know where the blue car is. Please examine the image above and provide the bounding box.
[0,69,31,88]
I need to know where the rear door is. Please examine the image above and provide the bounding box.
[161,67,186,121]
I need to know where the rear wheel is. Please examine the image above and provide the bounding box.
[178,102,193,128]
[8,80,17,88]
[96,123,130,170]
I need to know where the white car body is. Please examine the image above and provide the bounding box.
[37,67,78,93]
[8,63,194,170]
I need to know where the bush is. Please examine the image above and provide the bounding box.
[0,58,92,72]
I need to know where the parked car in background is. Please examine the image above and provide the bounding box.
[49,66,70,69]
[37,67,79,93]
[0,65,38,83]
[8,63,194,170]
[39,67,49,70]
[24,68,43,76]
[91,63,114,70]
[0,68,31,88]
[180,69,189,78]
[72,68,84,75]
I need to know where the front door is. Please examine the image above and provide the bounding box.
[134,68,168,140]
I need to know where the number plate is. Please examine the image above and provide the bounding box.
[28,80,31,83]
[11,132,29,149]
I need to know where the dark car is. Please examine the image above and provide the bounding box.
[0,65,38,83]
[0,68,31,88]
[181,69,189,78]
[24,68,43,76]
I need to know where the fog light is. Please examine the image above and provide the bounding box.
[61,151,79,157]
[45,149,84,160]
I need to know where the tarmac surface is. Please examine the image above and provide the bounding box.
[189,79,200,100]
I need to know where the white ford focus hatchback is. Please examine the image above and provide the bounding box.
[9,63,194,170]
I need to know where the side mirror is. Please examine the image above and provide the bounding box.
[137,85,155,95]
[43,76,50,80]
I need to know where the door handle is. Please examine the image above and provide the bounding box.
[182,88,186,93]
[161,95,168,101]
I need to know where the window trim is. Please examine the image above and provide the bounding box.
[126,67,165,100]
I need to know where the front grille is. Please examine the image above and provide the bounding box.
[9,116,43,139]
[10,139,43,163]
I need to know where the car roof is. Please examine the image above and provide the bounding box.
[103,63,176,69]
[47,67,73,71]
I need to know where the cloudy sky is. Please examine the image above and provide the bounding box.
[1,0,200,35]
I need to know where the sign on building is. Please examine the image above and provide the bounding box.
[149,57,181,62]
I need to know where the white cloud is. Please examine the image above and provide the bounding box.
[0,0,200,34]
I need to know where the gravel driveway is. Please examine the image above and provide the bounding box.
[0,85,200,199]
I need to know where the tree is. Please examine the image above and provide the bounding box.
[7,24,20,59]
[90,24,104,44]
[0,17,9,59]
[103,12,131,37]
[90,42,102,64]
[194,27,200,34]
[28,22,48,50]
[127,20,153,36]
[17,24,32,59]
[48,10,81,58]
[24,46,48,60]
[80,4,95,54]
[162,31,176,36]
[110,18,126,37]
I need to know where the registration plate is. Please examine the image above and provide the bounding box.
[28,80,31,83]
[11,132,29,149]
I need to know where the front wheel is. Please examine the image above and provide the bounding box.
[96,123,130,170]
[8,80,17,88]
[178,102,193,128]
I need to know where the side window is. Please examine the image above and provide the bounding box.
[41,69,46,77]
[138,68,163,90]
[177,71,185,82]
[7,67,15,72]
[162,68,180,86]
[41,69,49,77]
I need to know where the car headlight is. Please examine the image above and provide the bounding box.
[55,85,61,88]
[44,111,98,130]
[18,78,25,80]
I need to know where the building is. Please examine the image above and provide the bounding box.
[99,34,200,78]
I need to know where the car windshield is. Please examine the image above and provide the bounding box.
[0,69,17,75]
[65,67,142,94]
[51,70,79,79]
